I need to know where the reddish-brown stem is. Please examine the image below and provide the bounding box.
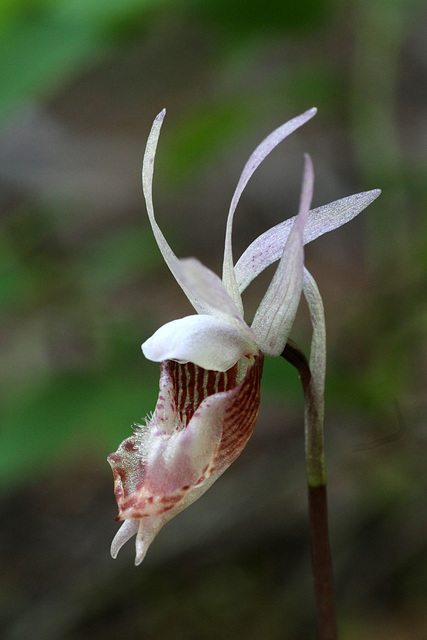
[282,342,337,640]
[308,484,337,640]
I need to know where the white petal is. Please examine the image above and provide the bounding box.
[179,257,245,321]
[111,513,175,565]
[135,516,168,566]
[110,519,139,559]
[235,189,381,293]
[222,108,317,313]
[142,315,258,371]
[302,268,327,486]
[251,154,314,356]
[142,110,228,317]
[303,268,326,406]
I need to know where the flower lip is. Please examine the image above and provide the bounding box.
[108,352,263,564]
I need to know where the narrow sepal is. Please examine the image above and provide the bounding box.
[235,189,381,293]
[303,268,326,406]
[142,110,234,317]
[179,258,249,323]
[222,108,317,313]
[251,154,313,355]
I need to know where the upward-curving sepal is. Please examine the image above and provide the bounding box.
[222,107,317,313]
[142,110,232,318]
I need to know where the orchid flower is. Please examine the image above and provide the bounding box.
[108,108,380,565]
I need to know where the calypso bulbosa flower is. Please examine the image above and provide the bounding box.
[108,108,380,565]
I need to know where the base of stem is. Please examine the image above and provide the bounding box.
[308,483,338,640]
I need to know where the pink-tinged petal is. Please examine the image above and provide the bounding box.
[142,314,257,372]
[108,354,263,563]
[302,268,327,487]
[222,108,317,312]
[142,110,232,318]
[213,353,263,473]
[179,258,247,323]
[251,154,314,356]
[235,189,381,293]
[142,110,180,280]
[303,268,326,407]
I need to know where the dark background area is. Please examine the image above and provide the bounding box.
[1,0,426,638]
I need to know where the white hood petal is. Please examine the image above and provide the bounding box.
[142,314,258,371]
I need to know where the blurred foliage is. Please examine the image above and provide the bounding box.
[0,0,170,121]
[0,0,425,517]
[189,0,334,36]
[0,0,426,637]
[0,0,340,123]
[0,203,162,487]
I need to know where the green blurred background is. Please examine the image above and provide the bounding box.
[1,0,426,638]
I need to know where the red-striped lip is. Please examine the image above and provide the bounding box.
[108,353,263,520]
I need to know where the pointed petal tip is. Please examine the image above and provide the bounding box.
[135,532,149,566]
[156,108,166,120]
[295,107,317,128]
[135,554,145,567]
[303,152,313,169]
[294,107,317,127]
[361,188,382,203]
[299,153,314,215]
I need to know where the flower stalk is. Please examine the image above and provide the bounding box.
[308,485,337,640]
[283,324,337,639]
